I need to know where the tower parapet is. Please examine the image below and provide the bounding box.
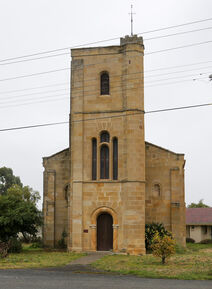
[120,34,143,46]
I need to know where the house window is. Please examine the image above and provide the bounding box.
[92,138,97,180]
[202,226,208,234]
[113,137,118,180]
[100,131,110,143]
[100,72,109,95]
[100,145,109,179]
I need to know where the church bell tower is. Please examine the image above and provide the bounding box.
[69,35,146,254]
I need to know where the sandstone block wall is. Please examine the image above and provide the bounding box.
[43,149,69,247]
[69,36,146,254]
[145,142,186,246]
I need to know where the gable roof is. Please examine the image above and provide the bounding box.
[43,148,69,160]
[186,208,212,225]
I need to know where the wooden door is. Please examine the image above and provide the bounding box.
[97,213,113,251]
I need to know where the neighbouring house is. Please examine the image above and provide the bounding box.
[43,35,186,254]
[186,208,212,243]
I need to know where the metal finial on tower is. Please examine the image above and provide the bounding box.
[129,4,136,36]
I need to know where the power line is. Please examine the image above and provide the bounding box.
[146,59,212,72]
[0,96,69,109]
[0,121,69,132]
[1,27,212,66]
[146,39,212,55]
[144,26,212,41]
[0,102,211,132]
[138,17,212,36]
[0,88,69,101]
[145,103,212,114]
[145,65,212,78]
[1,58,211,94]
[1,37,212,84]
[0,93,69,105]
[60,73,210,98]
[0,82,69,95]
[1,17,212,64]
[145,72,210,84]
[0,68,70,82]
[0,52,70,66]
[0,73,209,107]
[1,49,212,85]
[145,76,209,88]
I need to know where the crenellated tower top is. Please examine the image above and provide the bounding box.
[120,34,143,46]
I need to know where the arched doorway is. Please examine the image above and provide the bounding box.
[97,213,113,251]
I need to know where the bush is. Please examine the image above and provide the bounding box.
[8,238,22,253]
[57,230,68,249]
[199,239,212,244]
[29,237,43,248]
[145,222,171,251]
[151,232,176,264]
[186,237,195,243]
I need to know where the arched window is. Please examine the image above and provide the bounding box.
[100,145,109,179]
[113,137,118,180]
[92,138,97,180]
[100,131,110,143]
[100,72,109,95]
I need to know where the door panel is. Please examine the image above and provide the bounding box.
[97,213,113,251]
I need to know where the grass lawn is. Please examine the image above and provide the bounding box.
[92,243,212,280]
[0,245,85,269]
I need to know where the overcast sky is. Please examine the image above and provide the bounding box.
[0,0,212,209]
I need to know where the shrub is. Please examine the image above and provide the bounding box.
[186,237,195,243]
[199,239,212,244]
[151,232,176,264]
[8,238,22,253]
[58,230,68,249]
[145,222,171,251]
[29,237,43,248]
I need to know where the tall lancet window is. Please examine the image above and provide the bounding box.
[113,137,118,180]
[92,138,97,180]
[100,145,109,179]
[100,72,110,95]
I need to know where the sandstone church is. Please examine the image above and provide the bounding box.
[43,35,186,254]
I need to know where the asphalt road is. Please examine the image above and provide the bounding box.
[0,269,212,289]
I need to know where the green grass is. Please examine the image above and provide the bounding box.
[0,245,85,269]
[92,243,212,280]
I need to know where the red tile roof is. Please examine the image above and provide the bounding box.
[186,208,212,225]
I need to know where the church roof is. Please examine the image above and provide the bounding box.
[186,208,212,225]
[43,148,69,160]
[44,142,184,161]
[145,141,184,156]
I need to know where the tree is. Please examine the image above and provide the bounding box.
[187,199,210,208]
[0,184,42,243]
[145,222,171,251]
[151,232,176,264]
[0,167,22,195]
